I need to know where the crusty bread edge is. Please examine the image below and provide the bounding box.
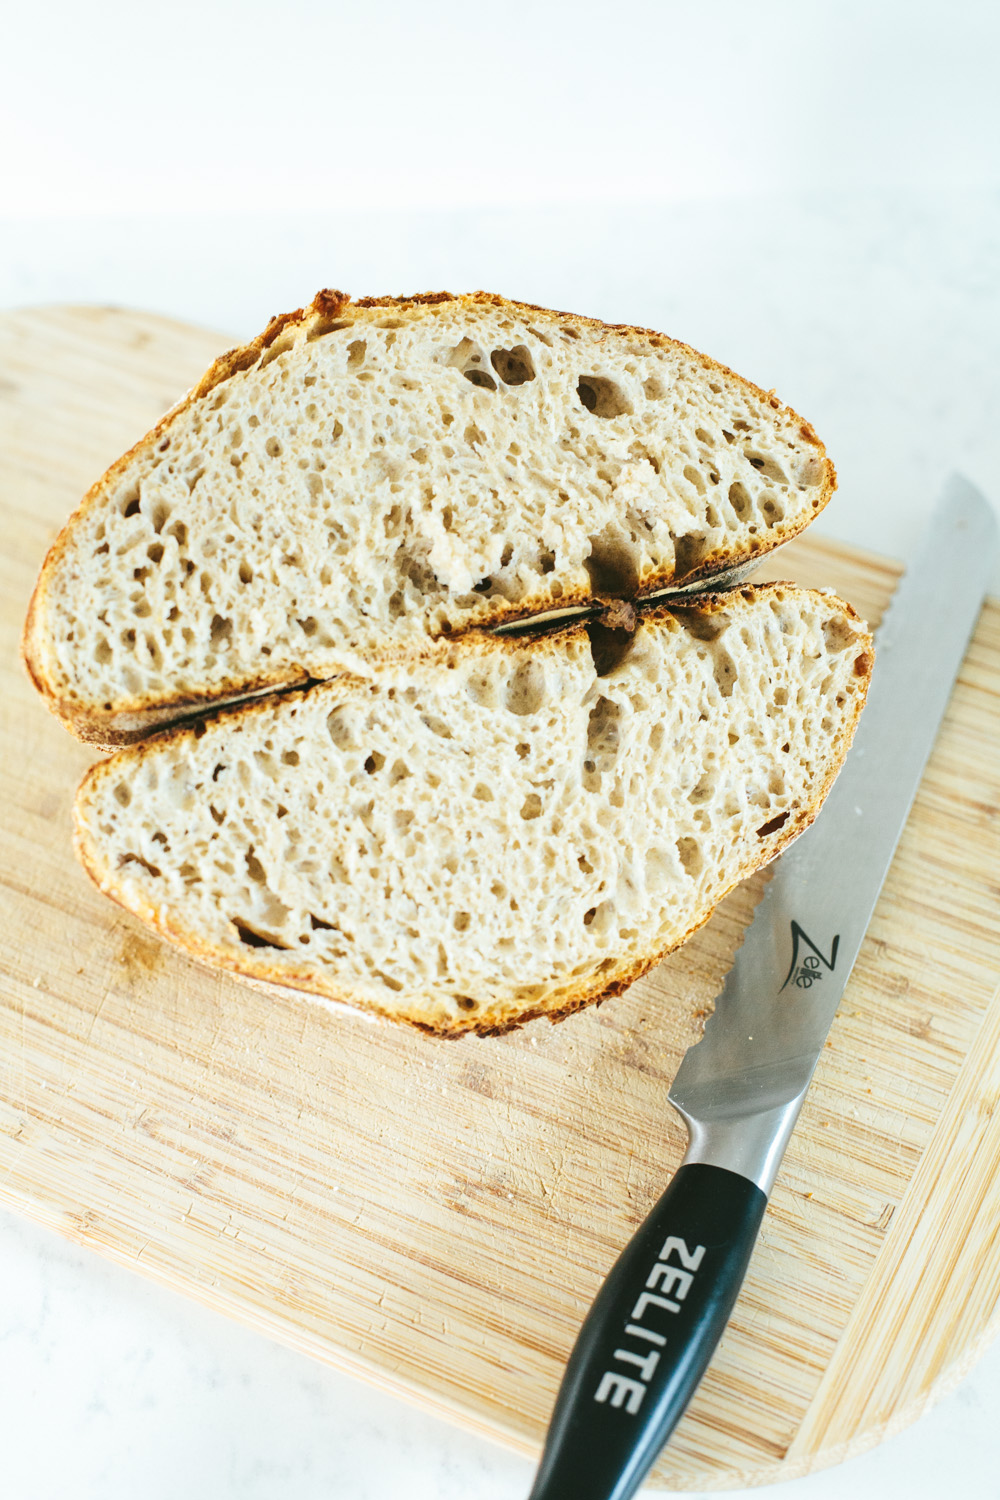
[22,290,836,747]
[72,584,873,1039]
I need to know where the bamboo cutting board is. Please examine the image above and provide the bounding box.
[1,305,999,1490]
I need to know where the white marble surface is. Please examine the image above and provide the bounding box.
[3,2,1000,1495]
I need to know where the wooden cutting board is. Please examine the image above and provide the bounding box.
[1,305,999,1490]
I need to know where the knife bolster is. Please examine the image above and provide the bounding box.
[674,1091,807,1195]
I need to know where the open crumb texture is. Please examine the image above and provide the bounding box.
[74,584,871,1036]
[24,290,834,744]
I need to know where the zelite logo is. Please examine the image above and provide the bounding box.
[592,1237,705,1415]
[780,921,841,992]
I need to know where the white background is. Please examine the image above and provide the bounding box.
[2,2,1000,1497]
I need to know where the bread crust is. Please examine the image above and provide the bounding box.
[22,290,836,747]
[73,583,873,1038]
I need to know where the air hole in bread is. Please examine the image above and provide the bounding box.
[711,646,737,698]
[728,482,752,521]
[307,316,353,341]
[347,340,366,368]
[688,773,716,805]
[260,336,295,369]
[676,837,703,878]
[587,900,615,936]
[421,713,454,739]
[505,660,545,716]
[520,793,543,821]
[122,493,141,518]
[210,615,232,649]
[586,624,634,678]
[821,616,856,653]
[364,751,385,774]
[113,782,131,807]
[310,912,336,931]
[582,695,622,790]
[118,852,161,877]
[585,527,640,596]
[490,345,536,386]
[683,464,707,496]
[326,708,357,750]
[577,375,631,418]
[746,452,788,485]
[238,561,253,585]
[673,532,707,579]
[464,672,496,709]
[681,610,725,643]
[232,917,289,950]
[757,811,790,837]
[464,369,497,392]
[643,375,667,400]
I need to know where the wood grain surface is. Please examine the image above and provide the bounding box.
[1,306,998,1490]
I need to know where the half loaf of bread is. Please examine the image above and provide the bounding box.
[74,585,872,1037]
[24,290,835,747]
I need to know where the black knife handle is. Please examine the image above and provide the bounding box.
[527,1163,767,1500]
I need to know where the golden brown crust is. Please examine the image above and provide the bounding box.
[73,584,873,1038]
[22,289,836,748]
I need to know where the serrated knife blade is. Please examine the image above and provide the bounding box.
[527,475,999,1500]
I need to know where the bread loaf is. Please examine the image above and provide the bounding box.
[23,290,834,748]
[73,585,872,1037]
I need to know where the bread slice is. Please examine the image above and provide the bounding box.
[24,290,835,748]
[73,584,872,1037]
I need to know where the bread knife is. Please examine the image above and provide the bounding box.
[526,474,999,1500]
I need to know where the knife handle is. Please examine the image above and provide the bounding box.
[527,1163,766,1500]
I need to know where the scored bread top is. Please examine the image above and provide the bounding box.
[73,585,872,1037]
[23,290,835,746]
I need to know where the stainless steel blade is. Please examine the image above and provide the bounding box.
[669,475,998,1191]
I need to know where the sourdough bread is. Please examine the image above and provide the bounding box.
[74,585,872,1037]
[24,290,834,747]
